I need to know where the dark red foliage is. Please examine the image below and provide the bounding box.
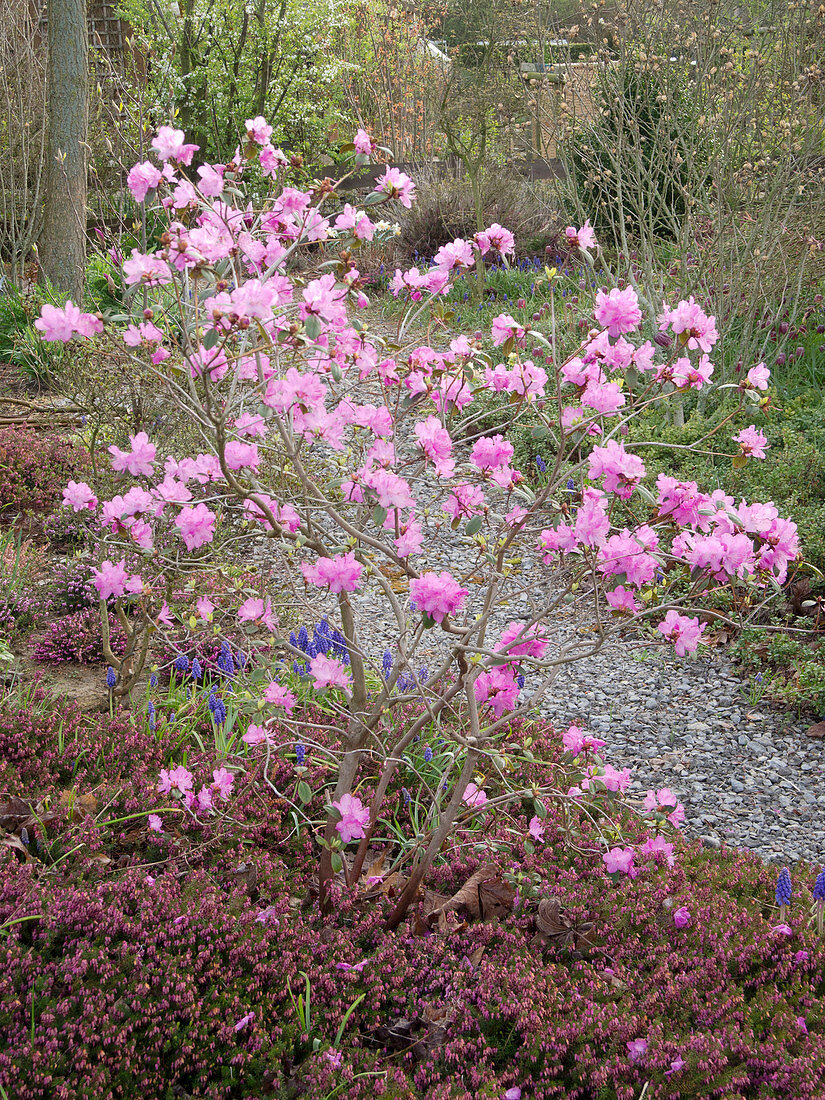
[0,693,823,1100]
[0,427,89,516]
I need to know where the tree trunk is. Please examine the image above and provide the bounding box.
[40,0,88,301]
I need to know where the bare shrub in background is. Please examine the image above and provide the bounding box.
[0,0,47,287]
[555,0,825,383]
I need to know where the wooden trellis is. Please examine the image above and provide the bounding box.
[33,0,128,57]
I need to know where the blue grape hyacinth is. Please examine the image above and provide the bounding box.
[776,866,792,908]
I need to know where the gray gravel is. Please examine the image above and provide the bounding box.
[258,367,825,870]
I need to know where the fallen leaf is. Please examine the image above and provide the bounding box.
[426,863,515,927]
[531,895,595,951]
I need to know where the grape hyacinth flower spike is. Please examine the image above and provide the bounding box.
[106,666,117,689]
[776,866,792,923]
[813,868,825,937]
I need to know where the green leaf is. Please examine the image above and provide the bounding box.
[363,191,386,206]
[531,424,550,441]
[524,840,535,855]
[202,327,219,350]
[533,798,547,818]
[465,516,483,536]
[297,780,312,804]
[372,505,388,527]
[304,315,322,340]
[732,454,748,469]
[331,851,344,873]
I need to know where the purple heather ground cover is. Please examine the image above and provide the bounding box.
[0,688,823,1100]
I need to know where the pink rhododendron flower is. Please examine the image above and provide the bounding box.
[462,782,488,808]
[35,301,103,342]
[528,816,544,841]
[122,249,173,287]
[148,814,163,832]
[470,434,514,470]
[626,1038,648,1064]
[197,163,224,197]
[433,238,475,271]
[310,653,352,694]
[657,610,705,656]
[491,313,525,347]
[665,1056,686,1075]
[376,166,416,207]
[574,488,611,547]
[673,906,691,928]
[63,480,97,512]
[734,425,769,459]
[109,431,157,476]
[603,846,636,876]
[660,295,718,353]
[640,835,675,867]
[443,483,485,521]
[495,621,548,661]
[587,439,646,499]
[196,596,215,621]
[223,441,260,470]
[565,220,596,250]
[245,115,273,143]
[158,764,194,795]
[410,571,468,624]
[671,354,714,390]
[234,1012,255,1032]
[123,321,164,346]
[243,724,272,746]
[127,160,162,202]
[745,362,770,390]
[605,586,639,614]
[301,552,363,593]
[353,127,374,155]
[503,1089,522,1100]
[474,665,520,717]
[151,125,198,164]
[475,223,515,257]
[332,792,370,842]
[92,559,131,600]
[594,287,642,337]
[772,923,793,936]
[211,767,234,800]
[263,681,296,712]
[237,597,276,630]
[175,503,217,550]
[562,724,606,755]
[414,416,454,477]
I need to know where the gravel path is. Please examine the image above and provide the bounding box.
[262,316,825,869]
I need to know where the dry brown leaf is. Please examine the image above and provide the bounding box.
[1,835,32,862]
[426,863,515,927]
[531,896,595,951]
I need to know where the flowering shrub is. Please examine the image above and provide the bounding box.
[30,606,127,665]
[36,121,799,922]
[0,427,89,517]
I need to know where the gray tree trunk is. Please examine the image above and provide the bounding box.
[40,0,88,301]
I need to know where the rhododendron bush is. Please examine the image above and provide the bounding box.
[38,120,799,922]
